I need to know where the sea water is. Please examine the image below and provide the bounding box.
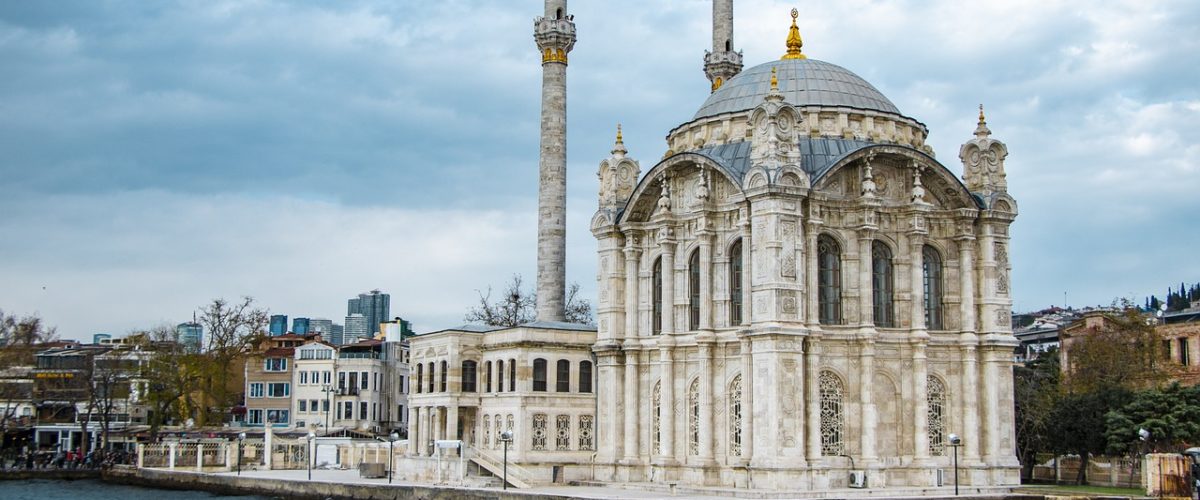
[0,479,271,500]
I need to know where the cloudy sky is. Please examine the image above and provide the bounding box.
[1,0,1197,341]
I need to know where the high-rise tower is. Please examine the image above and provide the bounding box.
[533,0,575,322]
[703,0,742,92]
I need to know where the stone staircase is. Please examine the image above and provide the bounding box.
[468,447,535,489]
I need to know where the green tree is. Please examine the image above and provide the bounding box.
[1014,349,1061,481]
[1105,383,1200,455]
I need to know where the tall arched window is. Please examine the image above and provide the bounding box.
[427,362,434,393]
[688,378,700,455]
[555,359,570,392]
[729,375,743,456]
[689,250,701,331]
[484,361,492,392]
[415,363,423,394]
[652,381,662,454]
[508,359,516,391]
[461,360,477,392]
[818,235,843,325]
[440,360,448,392]
[923,245,944,330]
[729,239,743,326]
[927,375,948,456]
[818,370,845,456]
[872,240,895,328]
[533,358,548,392]
[496,359,504,393]
[578,360,593,393]
[652,257,663,335]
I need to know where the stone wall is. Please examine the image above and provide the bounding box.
[103,467,581,500]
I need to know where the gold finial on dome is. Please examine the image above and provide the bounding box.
[978,104,987,125]
[781,8,806,60]
[616,123,623,144]
[770,67,778,90]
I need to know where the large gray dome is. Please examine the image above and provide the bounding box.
[693,58,900,120]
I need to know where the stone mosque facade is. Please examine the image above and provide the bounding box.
[409,0,1022,492]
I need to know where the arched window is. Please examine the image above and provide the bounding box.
[729,239,744,326]
[688,378,700,455]
[415,363,423,394]
[461,360,477,392]
[579,360,593,393]
[508,359,516,391]
[555,359,570,392]
[725,39,731,51]
[923,245,944,330]
[427,362,434,393]
[689,250,701,331]
[928,376,948,456]
[440,360,448,392]
[819,370,845,456]
[496,359,504,393]
[818,235,843,325]
[729,375,743,456]
[484,361,492,392]
[533,358,548,392]
[555,7,562,19]
[652,381,662,454]
[652,257,663,335]
[872,240,895,328]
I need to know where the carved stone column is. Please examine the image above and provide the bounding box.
[741,215,753,326]
[805,220,822,328]
[624,238,642,337]
[860,339,878,465]
[698,342,715,463]
[661,235,677,335]
[622,349,640,464]
[805,335,823,462]
[411,406,422,456]
[658,343,677,463]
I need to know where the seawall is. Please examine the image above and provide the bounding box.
[102,467,578,500]
[0,469,101,481]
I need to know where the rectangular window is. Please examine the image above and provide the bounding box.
[339,371,346,389]
[323,371,331,385]
[267,382,290,398]
[249,383,264,398]
[264,358,287,372]
[1181,338,1191,366]
[310,399,318,412]
[299,400,308,412]
[533,359,548,392]
[266,409,289,424]
[360,371,368,390]
[344,401,353,420]
[360,402,368,420]
[322,399,330,412]
[556,360,570,392]
[247,409,263,425]
[372,403,377,421]
[300,371,308,385]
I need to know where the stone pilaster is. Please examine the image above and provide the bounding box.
[699,229,714,330]
[657,343,678,464]
[805,335,822,463]
[739,337,754,464]
[660,235,677,335]
[624,236,641,337]
[533,0,576,322]
[860,339,878,465]
[698,342,715,464]
[622,349,640,464]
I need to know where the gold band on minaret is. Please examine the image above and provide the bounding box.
[781,8,806,60]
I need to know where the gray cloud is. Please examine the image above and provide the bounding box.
[0,0,1196,339]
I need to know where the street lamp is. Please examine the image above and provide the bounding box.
[499,430,513,490]
[236,432,246,476]
[305,431,316,481]
[948,434,963,495]
[388,432,399,484]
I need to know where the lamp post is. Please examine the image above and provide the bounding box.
[236,432,246,476]
[388,432,399,484]
[499,430,513,490]
[948,434,963,495]
[305,431,315,481]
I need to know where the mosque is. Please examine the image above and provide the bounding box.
[408,0,1020,491]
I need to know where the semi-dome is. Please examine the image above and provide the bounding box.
[693,58,900,120]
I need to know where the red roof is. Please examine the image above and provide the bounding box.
[263,347,294,357]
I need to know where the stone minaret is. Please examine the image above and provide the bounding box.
[533,0,576,322]
[703,0,743,92]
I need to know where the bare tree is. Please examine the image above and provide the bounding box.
[0,311,57,439]
[464,275,593,327]
[195,297,268,426]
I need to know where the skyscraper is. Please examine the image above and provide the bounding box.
[343,313,368,345]
[309,318,333,339]
[176,322,203,353]
[331,323,344,345]
[292,317,310,335]
[93,333,112,344]
[269,314,288,336]
[347,290,389,336]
